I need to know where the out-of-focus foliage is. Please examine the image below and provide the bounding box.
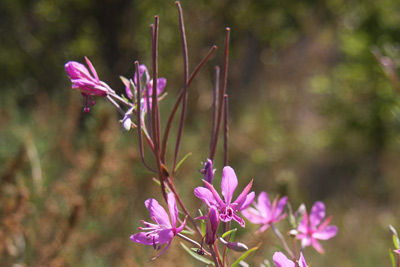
[2,0,400,266]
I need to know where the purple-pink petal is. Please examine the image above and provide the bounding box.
[202,180,225,207]
[256,191,271,214]
[134,64,149,85]
[157,229,174,244]
[241,208,265,224]
[156,78,166,94]
[297,211,309,234]
[313,225,338,240]
[130,232,159,246]
[311,238,324,254]
[299,252,308,267]
[235,191,255,211]
[309,201,325,228]
[232,213,245,227]
[166,193,178,228]
[233,179,254,209]
[85,56,99,82]
[65,61,93,81]
[194,186,219,208]
[145,198,171,228]
[221,166,238,204]
[272,252,295,267]
[273,196,288,219]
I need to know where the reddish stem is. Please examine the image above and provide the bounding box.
[209,28,230,162]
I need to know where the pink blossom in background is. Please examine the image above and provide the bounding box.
[296,201,338,254]
[65,57,113,112]
[125,64,166,112]
[273,252,308,267]
[130,193,186,258]
[194,166,255,227]
[242,191,288,233]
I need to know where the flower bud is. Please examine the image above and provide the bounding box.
[219,237,248,252]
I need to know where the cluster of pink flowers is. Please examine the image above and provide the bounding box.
[65,57,338,265]
[64,3,339,265]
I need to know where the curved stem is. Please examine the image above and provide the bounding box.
[271,224,295,260]
[172,1,189,176]
[176,233,211,256]
[209,28,230,161]
[161,45,217,162]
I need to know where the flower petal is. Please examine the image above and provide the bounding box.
[256,191,271,216]
[313,225,338,240]
[272,252,295,267]
[202,180,225,207]
[194,186,219,207]
[145,198,171,228]
[156,78,167,95]
[299,252,308,267]
[272,196,288,221]
[65,61,93,81]
[158,229,174,244]
[134,64,149,85]
[233,179,254,210]
[166,193,178,228]
[130,232,158,246]
[311,238,325,254]
[310,201,325,228]
[297,211,309,234]
[232,213,245,227]
[241,208,265,224]
[85,56,99,82]
[236,191,255,211]
[221,166,238,204]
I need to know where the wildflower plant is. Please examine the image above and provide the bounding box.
[64,2,339,266]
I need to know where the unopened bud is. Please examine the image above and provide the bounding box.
[219,237,248,252]
[289,229,298,237]
[122,116,132,132]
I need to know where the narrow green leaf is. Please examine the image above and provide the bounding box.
[174,152,192,173]
[389,250,396,267]
[180,242,214,266]
[231,246,259,267]
[152,177,161,187]
[393,235,399,250]
[222,228,237,239]
[180,229,194,235]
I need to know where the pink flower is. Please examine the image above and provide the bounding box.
[125,64,166,112]
[242,192,288,233]
[130,193,186,258]
[194,166,255,227]
[296,201,338,254]
[65,57,113,112]
[273,252,308,267]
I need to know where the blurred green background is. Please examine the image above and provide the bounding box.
[2,0,400,266]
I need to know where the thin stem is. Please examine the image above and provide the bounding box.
[213,243,224,267]
[172,1,189,176]
[210,66,220,152]
[161,45,217,162]
[151,17,161,160]
[223,94,229,167]
[106,95,125,116]
[176,233,211,256]
[222,220,231,266]
[109,91,134,108]
[209,28,230,162]
[135,61,157,173]
[271,224,295,260]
